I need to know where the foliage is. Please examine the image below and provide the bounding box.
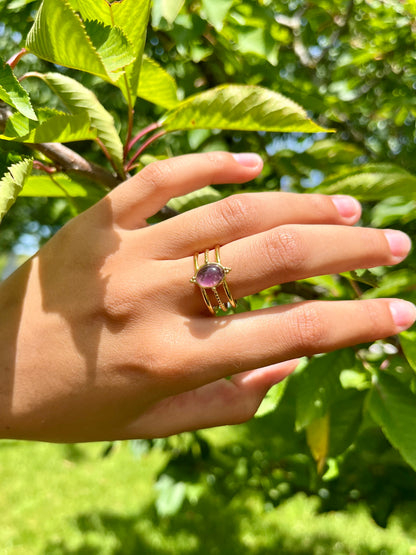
[1,0,416,529]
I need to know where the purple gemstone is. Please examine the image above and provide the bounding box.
[196,263,225,288]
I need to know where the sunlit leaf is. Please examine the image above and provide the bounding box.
[0,158,33,222]
[138,56,179,109]
[39,73,123,173]
[83,20,135,78]
[26,0,109,81]
[69,0,152,102]
[152,0,185,26]
[20,173,104,200]
[1,109,97,143]
[161,85,329,133]
[306,413,329,475]
[314,164,416,200]
[0,58,37,121]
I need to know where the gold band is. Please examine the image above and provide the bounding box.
[190,245,236,315]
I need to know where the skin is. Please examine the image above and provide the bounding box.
[0,151,414,443]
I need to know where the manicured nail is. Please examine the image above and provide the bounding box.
[331,195,361,220]
[384,230,412,262]
[231,153,263,168]
[389,300,416,331]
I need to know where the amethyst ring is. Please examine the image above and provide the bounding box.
[190,245,236,315]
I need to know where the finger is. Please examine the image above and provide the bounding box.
[178,299,416,387]
[176,225,411,311]
[148,192,362,258]
[122,360,299,438]
[107,152,263,228]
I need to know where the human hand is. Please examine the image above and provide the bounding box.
[0,152,414,442]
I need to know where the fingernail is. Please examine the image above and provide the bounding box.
[231,153,263,168]
[331,195,361,220]
[389,300,416,331]
[384,230,412,262]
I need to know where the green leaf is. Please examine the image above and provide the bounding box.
[295,349,356,430]
[138,56,179,109]
[362,269,416,300]
[314,164,416,201]
[26,0,109,81]
[69,0,152,103]
[152,0,185,27]
[1,109,97,143]
[39,73,123,173]
[0,59,37,121]
[19,173,104,200]
[161,85,329,133]
[0,158,33,222]
[167,186,222,212]
[368,371,416,471]
[201,0,233,31]
[399,331,416,373]
[306,413,329,474]
[83,20,136,78]
[255,379,288,418]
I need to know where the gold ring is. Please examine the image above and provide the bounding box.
[190,245,236,315]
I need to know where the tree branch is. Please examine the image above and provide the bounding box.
[29,143,121,189]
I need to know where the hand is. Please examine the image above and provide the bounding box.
[0,152,414,442]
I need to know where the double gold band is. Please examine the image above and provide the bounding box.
[190,245,236,315]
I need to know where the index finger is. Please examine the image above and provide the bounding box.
[106,152,264,229]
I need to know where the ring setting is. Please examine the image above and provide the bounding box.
[190,245,236,315]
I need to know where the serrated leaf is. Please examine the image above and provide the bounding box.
[314,164,416,201]
[1,109,97,143]
[26,0,110,81]
[161,85,329,133]
[0,58,37,121]
[0,158,33,222]
[20,173,104,200]
[138,56,179,109]
[295,349,356,430]
[306,413,329,474]
[167,186,222,212]
[40,73,123,173]
[69,0,152,103]
[83,20,135,77]
[368,371,416,471]
[341,269,380,288]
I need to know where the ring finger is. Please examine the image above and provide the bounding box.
[173,224,411,313]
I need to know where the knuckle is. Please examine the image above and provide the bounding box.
[139,160,173,193]
[214,194,259,233]
[265,226,305,274]
[290,303,326,353]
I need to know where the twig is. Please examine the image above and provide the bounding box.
[29,143,121,189]
[6,48,28,69]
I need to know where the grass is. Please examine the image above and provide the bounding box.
[1,437,416,554]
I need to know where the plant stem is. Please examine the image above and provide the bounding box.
[6,48,28,69]
[125,130,167,172]
[95,138,126,180]
[127,122,161,154]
